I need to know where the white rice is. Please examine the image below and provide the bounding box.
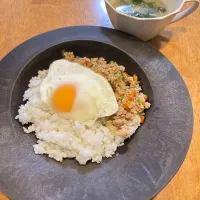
[15,70,141,165]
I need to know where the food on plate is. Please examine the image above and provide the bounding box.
[16,52,150,165]
[111,0,167,18]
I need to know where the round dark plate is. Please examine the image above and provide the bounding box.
[0,26,193,200]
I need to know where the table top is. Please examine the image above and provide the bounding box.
[0,0,200,200]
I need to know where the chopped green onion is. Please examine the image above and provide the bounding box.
[148,2,157,8]
[158,7,167,13]
[131,0,143,5]
[114,72,118,75]
[120,95,126,100]
[139,112,145,116]
[137,98,144,103]
[114,72,119,75]
[114,71,122,76]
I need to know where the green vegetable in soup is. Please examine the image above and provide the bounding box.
[158,6,166,13]
[131,0,143,5]
[131,0,166,10]
[114,0,167,18]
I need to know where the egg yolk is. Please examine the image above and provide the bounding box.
[52,84,76,112]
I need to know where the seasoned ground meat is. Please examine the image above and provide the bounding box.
[63,52,151,138]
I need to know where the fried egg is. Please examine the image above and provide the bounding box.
[40,59,119,126]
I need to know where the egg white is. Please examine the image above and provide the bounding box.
[40,59,119,126]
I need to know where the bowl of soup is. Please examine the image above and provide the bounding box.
[105,0,199,41]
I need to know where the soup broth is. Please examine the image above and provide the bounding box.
[111,0,168,18]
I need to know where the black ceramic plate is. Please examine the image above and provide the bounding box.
[0,26,193,200]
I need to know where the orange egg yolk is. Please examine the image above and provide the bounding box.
[52,84,76,112]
